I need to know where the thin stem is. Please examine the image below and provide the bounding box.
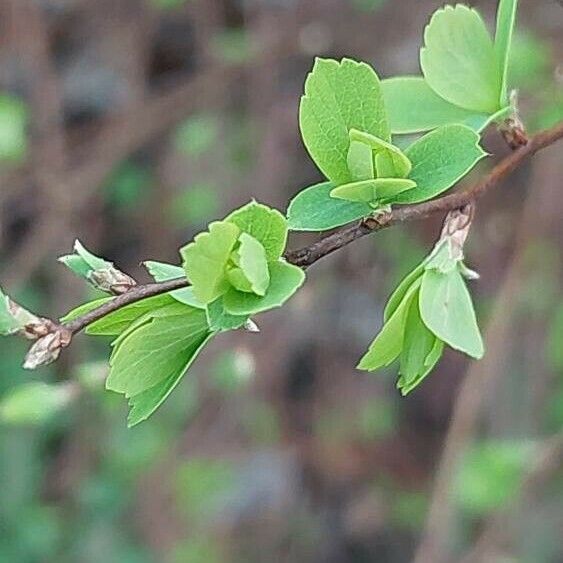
[62,121,563,335]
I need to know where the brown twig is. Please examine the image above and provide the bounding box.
[53,120,563,337]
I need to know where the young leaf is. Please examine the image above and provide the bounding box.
[395,125,487,205]
[144,261,184,281]
[399,294,438,385]
[235,233,270,296]
[419,269,484,359]
[398,337,444,395]
[347,140,375,181]
[349,129,412,178]
[126,333,214,427]
[85,294,177,336]
[144,260,205,309]
[287,182,371,232]
[420,5,501,113]
[107,305,211,398]
[495,0,518,106]
[330,178,416,204]
[59,239,110,276]
[181,221,240,304]
[383,262,425,322]
[299,58,390,185]
[381,76,490,134]
[225,201,288,261]
[357,278,421,371]
[206,298,249,332]
[222,261,305,316]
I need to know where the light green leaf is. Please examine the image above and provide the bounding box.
[330,178,416,204]
[60,297,113,323]
[384,262,425,322]
[144,260,205,308]
[399,294,438,386]
[349,129,412,178]
[235,233,270,296]
[225,201,288,261]
[223,261,305,316]
[420,5,501,113]
[287,182,371,232]
[398,337,444,396]
[181,221,240,304]
[127,332,214,427]
[395,125,487,204]
[420,269,484,359]
[357,278,421,371]
[495,0,518,106]
[381,77,491,134]
[299,58,390,185]
[107,305,211,398]
[144,260,184,281]
[85,294,176,336]
[59,239,110,277]
[0,382,73,425]
[347,140,375,181]
[206,298,249,332]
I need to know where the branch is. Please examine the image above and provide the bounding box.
[286,121,563,267]
[59,120,563,335]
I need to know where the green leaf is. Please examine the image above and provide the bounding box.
[0,382,73,425]
[381,77,491,134]
[419,269,484,359]
[144,260,205,309]
[206,298,249,332]
[420,5,501,114]
[349,129,412,178]
[107,304,211,398]
[59,239,110,276]
[399,337,444,395]
[384,262,425,322]
[181,221,240,304]
[398,294,439,386]
[127,332,214,427]
[287,182,371,232]
[60,297,113,323]
[225,201,288,261]
[235,233,270,296]
[495,0,518,106]
[144,261,184,281]
[395,125,487,204]
[299,58,390,185]
[85,294,177,336]
[222,261,305,316]
[347,140,375,181]
[357,278,421,371]
[330,178,416,204]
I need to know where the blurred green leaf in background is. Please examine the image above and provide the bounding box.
[0,94,28,163]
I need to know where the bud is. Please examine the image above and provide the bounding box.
[23,328,72,370]
[243,318,260,333]
[59,239,136,295]
[89,268,137,295]
[0,288,56,339]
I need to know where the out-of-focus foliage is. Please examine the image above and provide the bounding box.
[0,94,27,163]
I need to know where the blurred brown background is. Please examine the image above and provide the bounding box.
[0,0,562,562]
